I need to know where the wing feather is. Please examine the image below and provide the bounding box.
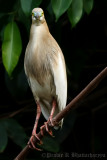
[51,50,67,113]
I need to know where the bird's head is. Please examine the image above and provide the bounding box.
[32,8,45,25]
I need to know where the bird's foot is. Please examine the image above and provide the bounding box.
[49,116,54,127]
[28,134,43,151]
[40,121,54,137]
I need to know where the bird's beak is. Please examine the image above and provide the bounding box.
[34,12,40,19]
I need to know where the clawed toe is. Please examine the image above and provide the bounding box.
[28,135,42,151]
[28,114,55,151]
[49,117,54,127]
[34,134,41,141]
[40,122,54,137]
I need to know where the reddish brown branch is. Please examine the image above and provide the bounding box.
[14,67,107,160]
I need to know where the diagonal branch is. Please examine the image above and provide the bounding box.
[14,67,107,160]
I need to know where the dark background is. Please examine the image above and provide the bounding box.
[0,0,107,159]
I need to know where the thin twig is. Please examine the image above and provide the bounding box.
[14,67,107,160]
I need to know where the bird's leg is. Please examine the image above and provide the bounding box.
[28,101,42,150]
[49,99,56,125]
[40,99,56,137]
[32,101,41,140]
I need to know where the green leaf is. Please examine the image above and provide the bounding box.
[41,136,60,152]
[55,110,77,144]
[0,123,8,153]
[2,22,22,77]
[51,0,73,21]
[31,0,43,10]
[3,119,27,148]
[68,0,83,27]
[83,0,94,14]
[20,0,32,16]
[20,0,43,16]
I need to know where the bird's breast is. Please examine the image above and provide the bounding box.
[25,41,51,86]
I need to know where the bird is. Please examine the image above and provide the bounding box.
[24,8,67,150]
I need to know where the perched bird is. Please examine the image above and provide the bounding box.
[24,8,67,149]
